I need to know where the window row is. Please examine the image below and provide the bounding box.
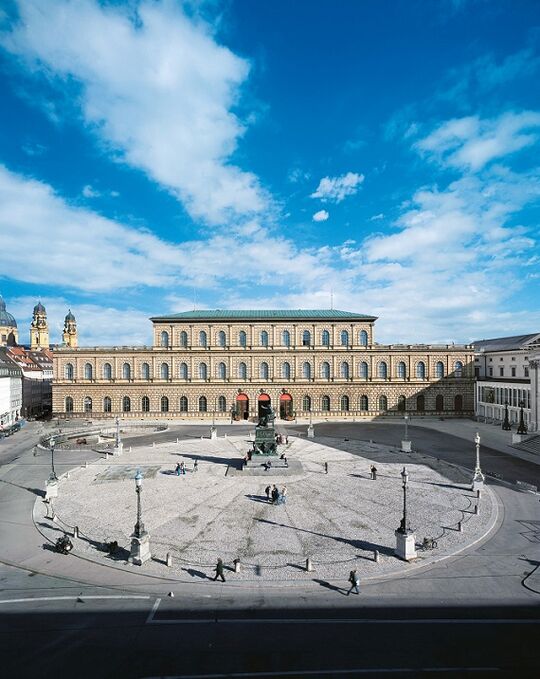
[66,359,464,381]
[158,328,370,348]
[65,393,464,414]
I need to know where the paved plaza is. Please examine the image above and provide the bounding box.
[36,432,498,583]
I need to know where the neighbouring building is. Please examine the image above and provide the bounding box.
[52,309,475,419]
[0,349,23,430]
[473,333,540,432]
[6,346,53,418]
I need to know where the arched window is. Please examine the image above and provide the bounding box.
[217,330,226,347]
[122,363,131,380]
[321,395,331,411]
[321,361,330,379]
[260,330,269,347]
[454,361,463,377]
[360,395,368,411]
[378,361,387,379]
[161,396,169,412]
[302,395,311,411]
[179,362,188,379]
[179,396,188,412]
[160,330,169,348]
[282,330,290,347]
[65,396,74,413]
[417,394,425,411]
[435,361,444,378]
[218,362,226,379]
[84,363,93,380]
[199,363,208,380]
[378,395,388,411]
[282,362,291,379]
[239,330,247,347]
[142,363,150,380]
[218,395,227,412]
[199,396,207,412]
[303,362,312,379]
[142,396,150,412]
[455,394,463,411]
[359,361,368,379]
[179,330,188,347]
[103,363,112,380]
[398,395,406,412]
[416,361,426,379]
[104,396,112,412]
[65,363,74,380]
[397,362,406,379]
[123,396,131,412]
[84,396,92,413]
[260,362,269,379]
[238,362,247,379]
[322,329,330,347]
[161,362,169,380]
[340,362,350,379]
[359,330,368,346]
[435,394,444,411]
[340,395,350,411]
[199,330,207,347]
[340,330,349,346]
[302,330,311,346]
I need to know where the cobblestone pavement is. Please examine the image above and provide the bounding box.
[37,434,497,583]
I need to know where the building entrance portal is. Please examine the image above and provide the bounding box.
[279,393,293,419]
[258,393,271,419]
[236,393,249,420]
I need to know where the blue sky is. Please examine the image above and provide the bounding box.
[0,0,539,346]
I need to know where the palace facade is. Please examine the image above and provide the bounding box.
[52,309,474,420]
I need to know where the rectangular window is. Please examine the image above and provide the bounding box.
[524,367,529,377]
[488,367,493,377]
[475,367,480,377]
[499,367,504,377]
[511,367,516,377]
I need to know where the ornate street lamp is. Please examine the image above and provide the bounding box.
[133,469,145,538]
[401,414,412,452]
[115,416,120,448]
[404,414,409,441]
[129,469,151,565]
[516,401,528,435]
[49,437,58,481]
[502,402,511,431]
[398,466,409,534]
[394,466,416,560]
[472,432,485,491]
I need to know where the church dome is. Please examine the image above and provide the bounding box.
[34,301,46,314]
[0,295,17,327]
[65,309,76,322]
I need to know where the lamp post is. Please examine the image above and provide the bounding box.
[404,415,409,441]
[115,416,120,448]
[133,469,145,538]
[502,402,511,431]
[472,432,485,491]
[307,407,315,438]
[129,469,151,565]
[516,401,528,435]
[49,437,58,481]
[394,466,416,560]
[112,416,123,456]
[398,466,409,534]
[401,414,412,452]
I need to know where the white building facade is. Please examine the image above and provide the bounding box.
[0,352,23,430]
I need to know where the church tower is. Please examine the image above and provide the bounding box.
[62,310,78,348]
[30,301,49,349]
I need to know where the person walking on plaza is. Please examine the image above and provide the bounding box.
[324,462,328,474]
[347,569,360,595]
[271,484,279,504]
[370,465,377,480]
[213,558,226,582]
[175,463,181,476]
[193,459,198,472]
[180,461,186,475]
[281,485,288,505]
[265,485,271,502]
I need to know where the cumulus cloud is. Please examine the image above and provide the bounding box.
[1,0,268,225]
[310,172,364,203]
[312,209,329,222]
[415,111,540,171]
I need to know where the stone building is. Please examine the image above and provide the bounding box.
[52,309,474,419]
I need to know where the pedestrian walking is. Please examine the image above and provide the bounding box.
[370,465,377,480]
[265,485,271,502]
[213,558,226,582]
[324,462,328,474]
[175,463,181,476]
[285,435,289,444]
[180,461,186,475]
[271,484,279,504]
[193,459,198,472]
[347,569,360,595]
[281,485,288,504]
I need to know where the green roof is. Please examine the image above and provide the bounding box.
[151,309,377,322]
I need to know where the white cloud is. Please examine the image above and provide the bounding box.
[370,213,384,221]
[82,184,100,198]
[310,172,364,203]
[2,0,268,225]
[312,209,329,222]
[415,111,540,171]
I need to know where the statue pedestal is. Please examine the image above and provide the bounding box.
[112,442,123,456]
[45,478,58,501]
[210,427,217,440]
[512,433,524,444]
[307,425,315,438]
[394,529,417,561]
[472,477,485,492]
[401,440,412,453]
[254,425,278,456]
[129,532,151,565]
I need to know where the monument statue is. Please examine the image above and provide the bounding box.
[253,402,277,456]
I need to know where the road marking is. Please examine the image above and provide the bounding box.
[0,595,151,605]
[146,597,161,624]
[143,668,501,678]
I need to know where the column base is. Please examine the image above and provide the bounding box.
[129,532,151,566]
[112,442,123,456]
[210,427,218,440]
[307,425,315,438]
[45,478,58,501]
[472,478,485,492]
[394,529,417,561]
[401,440,412,453]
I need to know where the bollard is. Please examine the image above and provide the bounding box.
[234,558,241,573]
[458,521,463,532]
[168,591,174,598]
[105,451,108,460]
[374,549,380,563]
[474,504,479,515]
[129,446,132,453]
[166,552,173,567]
[477,489,481,499]
[152,442,155,448]
[176,438,179,444]
[66,471,70,479]
[73,526,79,538]
[306,557,313,572]
[84,461,88,468]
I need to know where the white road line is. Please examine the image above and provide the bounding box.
[143,668,501,678]
[0,595,151,605]
[146,597,161,624]
[147,616,540,626]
